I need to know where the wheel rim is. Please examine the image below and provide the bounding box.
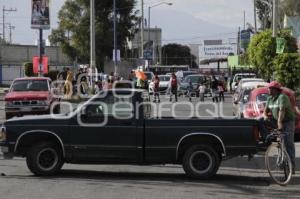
[189,151,213,174]
[36,148,58,171]
[265,144,292,185]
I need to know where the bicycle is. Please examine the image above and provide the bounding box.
[265,129,292,186]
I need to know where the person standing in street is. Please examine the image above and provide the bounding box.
[211,76,219,103]
[259,81,296,174]
[218,81,225,102]
[198,82,206,102]
[153,75,160,103]
[186,80,193,102]
[169,73,179,102]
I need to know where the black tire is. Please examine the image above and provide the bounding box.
[183,145,220,179]
[26,142,64,176]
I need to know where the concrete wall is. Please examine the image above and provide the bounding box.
[0,44,72,84]
[0,44,72,65]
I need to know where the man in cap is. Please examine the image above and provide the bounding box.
[259,81,296,173]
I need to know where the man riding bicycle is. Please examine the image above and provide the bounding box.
[258,81,296,174]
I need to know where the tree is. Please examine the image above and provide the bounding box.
[161,43,198,68]
[280,0,300,16]
[255,1,272,30]
[49,0,139,70]
[255,0,300,31]
[273,53,300,90]
[248,29,297,80]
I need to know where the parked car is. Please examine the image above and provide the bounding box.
[233,81,268,105]
[233,88,253,118]
[149,75,171,94]
[235,78,265,94]
[175,71,198,82]
[4,77,60,119]
[1,89,261,178]
[178,74,207,97]
[243,86,300,136]
[230,73,257,92]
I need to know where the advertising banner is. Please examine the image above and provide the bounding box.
[33,56,49,74]
[200,44,236,59]
[31,0,50,29]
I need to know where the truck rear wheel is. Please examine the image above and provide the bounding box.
[183,145,220,179]
[26,142,64,176]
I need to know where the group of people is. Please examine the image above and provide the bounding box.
[151,73,179,103]
[151,74,226,103]
[56,67,123,98]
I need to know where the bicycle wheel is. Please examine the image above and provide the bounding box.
[265,143,292,185]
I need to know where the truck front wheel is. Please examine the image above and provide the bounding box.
[183,145,220,179]
[26,142,64,176]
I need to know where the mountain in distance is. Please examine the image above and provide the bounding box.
[149,8,237,44]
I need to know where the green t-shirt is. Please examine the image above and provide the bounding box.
[265,93,295,122]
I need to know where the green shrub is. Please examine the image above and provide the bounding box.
[274,53,300,90]
[23,62,34,77]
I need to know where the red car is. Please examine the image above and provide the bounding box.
[243,87,300,135]
[4,77,60,119]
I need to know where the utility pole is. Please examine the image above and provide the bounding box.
[237,27,241,55]
[272,0,278,37]
[254,0,257,32]
[8,23,15,44]
[38,29,43,77]
[141,0,144,59]
[148,6,151,47]
[243,10,246,30]
[2,6,17,42]
[90,0,96,84]
[113,0,118,74]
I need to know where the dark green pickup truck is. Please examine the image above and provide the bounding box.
[0,89,260,179]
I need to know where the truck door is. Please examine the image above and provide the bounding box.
[70,92,138,162]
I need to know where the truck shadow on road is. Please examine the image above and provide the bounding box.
[43,169,273,187]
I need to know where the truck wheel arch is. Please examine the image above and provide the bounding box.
[176,133,226,162]
[14,130,65,158]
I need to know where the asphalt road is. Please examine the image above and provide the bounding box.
[1,93,300,199]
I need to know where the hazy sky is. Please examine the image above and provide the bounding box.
[2,0,255,45]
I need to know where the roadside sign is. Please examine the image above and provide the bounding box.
[33,56,49,74]
[31,0,50,29]
[143,49,152,60]
[276,37,286,54]
[112,49,121,62]
[240,30,251,50]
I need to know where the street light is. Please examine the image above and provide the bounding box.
[147,2,172,64]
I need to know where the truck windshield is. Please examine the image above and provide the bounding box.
[11,80,49,92]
